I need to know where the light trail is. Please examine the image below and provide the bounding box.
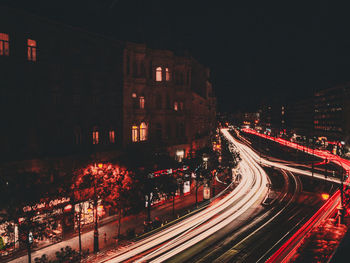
[104,129,269,263]
[240,128,350,263]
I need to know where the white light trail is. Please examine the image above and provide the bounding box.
[105,129,269,263]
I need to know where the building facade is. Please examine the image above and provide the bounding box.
[0,7,124,175]
[314,84,350,143]
[0,6,216,172]
[123,43,216,159]
[0,6,216,255]
[285,98,314,136]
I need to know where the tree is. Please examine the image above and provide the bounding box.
[104,170,135,243]
[157,173,178,217]
[71,163,125,253]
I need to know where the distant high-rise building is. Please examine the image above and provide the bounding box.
[314,83,350,143]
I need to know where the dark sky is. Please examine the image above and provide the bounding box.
[3,0,350,112]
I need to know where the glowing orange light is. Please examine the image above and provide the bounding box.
[321,193,330,200]
[98,163,103,168]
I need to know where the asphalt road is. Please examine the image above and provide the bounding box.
[101,129,335,263]
[164,131,330,263]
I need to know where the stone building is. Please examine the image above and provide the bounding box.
[123,43,216,160]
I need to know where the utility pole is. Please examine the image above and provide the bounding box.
[338,168,345,225]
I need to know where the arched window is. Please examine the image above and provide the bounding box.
[109,130,115,143]
[27,39,37,61]
[165,68,170,81]
[140,122,148,141]
[139,96,145,109]
[92,127,99,144]
[156,67,162,81]
[174,101,178,111]
[132,125,139,142]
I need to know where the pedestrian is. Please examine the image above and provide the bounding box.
[104,232,107,243]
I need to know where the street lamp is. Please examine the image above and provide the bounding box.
[331,158,347,225]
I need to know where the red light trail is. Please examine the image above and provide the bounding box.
[241,128,350,262]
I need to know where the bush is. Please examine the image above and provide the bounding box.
[34,254,49,263]
[53,246,80,263]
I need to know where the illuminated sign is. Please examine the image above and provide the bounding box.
[23,197,70,212]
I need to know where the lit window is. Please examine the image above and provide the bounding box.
[27,39,37,61]
[156,67,162,81]
[0,33,9,56]
[132,125,139,142]
[93,129,99,144]
[174,101,178,111]
[109,130,115,143]
[139,96,145,109]
[165,68,170,81]
[132,93,137,98]
[74,127,82,145]
[140,122,148,141]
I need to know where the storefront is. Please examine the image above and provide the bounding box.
[73,200,107,230]
[0,221,18,256]
[0,197,71,257]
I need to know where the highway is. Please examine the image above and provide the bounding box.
[102,128,269,263]
[164,129,329,262]
[98,128,337,263]
[241,128,349,263]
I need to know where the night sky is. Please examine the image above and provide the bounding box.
[3,0,350,112]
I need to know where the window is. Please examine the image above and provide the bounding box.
[74,127,82,145]
[132,125,139,142]
[156,67,162,81]
[0,33,9,56]
[149,61,153,79]
[92,129,99,144]
[126,55,130,75]
[166,95,171,109]
[156,123,162,139]
[140,122,148,141]
[156,95,162,109]
[165,68,170,81]
[140,61,146,77]
[132,92,137,98]
[133,60,138,77]
[139,96,145,109]
[27,39,37,61]
[109,130,115,143]
[174,101,178,111]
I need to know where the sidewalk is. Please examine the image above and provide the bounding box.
[6,184,207,263]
